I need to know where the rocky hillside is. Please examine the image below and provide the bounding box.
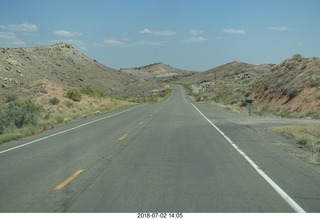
[180,55,320,118]
[120,62,195,81]
[181,61,272,100]
[0,43,159,101]
[249,55,320,118]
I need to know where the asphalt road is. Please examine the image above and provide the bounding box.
[0,85,320,212]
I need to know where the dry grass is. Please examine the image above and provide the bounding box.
[0,83,135,144]
[273,125,320,163]
[41,95,134,126]
[0,83,172,145]
[0,98,134,144]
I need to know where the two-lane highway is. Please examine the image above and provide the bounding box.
[0,85,319,212]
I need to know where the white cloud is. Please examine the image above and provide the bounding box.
[189,29,204,36]
[0,32,26,47]
[269,26,289,31]
[0,22,38,32]
[54,30,82,37]
[138,28,152,34]
[223,28,246,34]
[135,40,163,46]
[138,28,176,36]
[96,38,126,47]
[104,39,126,46]
[180,36,207,44]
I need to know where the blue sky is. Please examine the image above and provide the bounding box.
[1,0,319,71]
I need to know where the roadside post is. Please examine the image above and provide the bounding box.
[245,99,253,116]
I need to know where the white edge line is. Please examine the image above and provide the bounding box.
[190,102,306,213]
[0,105,142,155]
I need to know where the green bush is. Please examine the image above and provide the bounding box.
[0,132,23,144]
[64,101,74,108]
[49,97,60,105]
[0,99,42,134]
[196,95,202,102]
[66,89,82,102]
[213,88,229,103]
[80,85,95,96]
[159,88,171,98]
[80,85,104,98]
[298,138,308,146]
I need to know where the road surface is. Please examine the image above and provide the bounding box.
[0,85,320,212]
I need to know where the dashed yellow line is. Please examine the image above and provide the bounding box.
[54,169,84,191]
[118,133,128,141]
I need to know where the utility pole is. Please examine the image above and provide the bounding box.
[214,73,217,86]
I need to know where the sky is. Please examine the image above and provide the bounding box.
[0,0,319,71]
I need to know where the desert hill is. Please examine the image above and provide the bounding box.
[0,43,171,142]
[180,55,320,118]
[249,55,320,117]
[0,43,159,100]
[181,61,272,98]
[183,61,273,84]
[120,62,195,81]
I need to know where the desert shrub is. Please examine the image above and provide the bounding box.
[80,85,95,96]
[159,88,171,98]
[5,94,18,103]
[0,99,42,134]
[310,73,320,87]
[285,62,295,70]
[0,132,23,144]
[66,88,82,102]
[49,97,60,105]
[278,111,293,118]
[64,101,74,108]
[196,95,202,102]
[80,85,104,98]
[298,138,308,146]
[12,100,42,127]
[229,99,238,105]
[305,111,320,119]
[292,54,303,61]
[255,104,270,117]
[213,88,229,103]
[288,88,300,99]
[183,84,193,95]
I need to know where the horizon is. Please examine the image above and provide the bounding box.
[0,41,314,72]
[1,0,319,71]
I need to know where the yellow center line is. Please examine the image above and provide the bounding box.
[118,133,128,141]
[54,169,84,191]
